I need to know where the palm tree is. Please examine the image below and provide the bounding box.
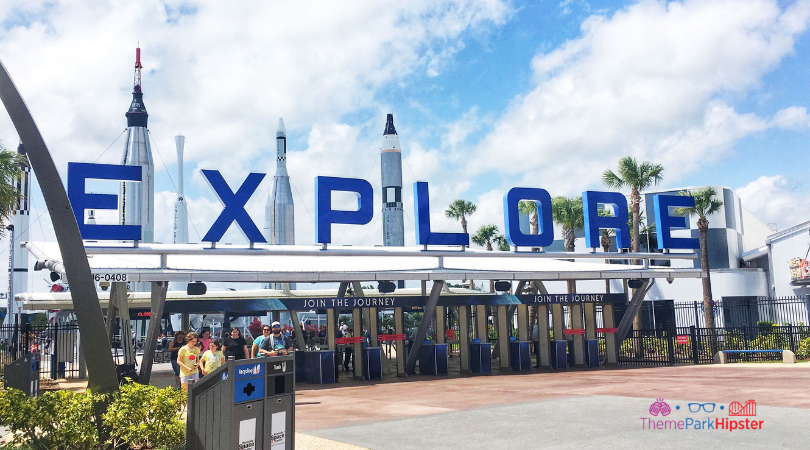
[494,235,510,251]
[675,188,723,330]
[471,224,499,251]
[602,157,663,332]
[445,199,477,235]
[551,196,584,294]
[602,157,664,252]
[472,224,505,292]
[518,200,538,235]
[0,143,26,234]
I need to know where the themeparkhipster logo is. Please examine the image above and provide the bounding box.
[640,399,763,432]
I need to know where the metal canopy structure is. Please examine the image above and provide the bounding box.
[23,241,702,283]
[19,241,703,380]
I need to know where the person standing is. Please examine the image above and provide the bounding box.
[259,321,293,357]
[223,327,248,360]
[167,331,186,389]
[251,325,271,358]
[177,332,201,391]
[198,328,212,353]
[200,339,225,376]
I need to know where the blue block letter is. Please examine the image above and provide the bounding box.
[503,188,554,248]
[583,191,631,249]
[413,182,469,246]
[67,162,142,240]
[201,170,266,243]
[653,195,699,250]
[315,176,373,244]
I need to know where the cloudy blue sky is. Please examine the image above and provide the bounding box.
[1,0,809,262]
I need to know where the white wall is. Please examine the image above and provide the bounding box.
[769,230,810,298]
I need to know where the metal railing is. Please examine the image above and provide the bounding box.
[0,322,81,382]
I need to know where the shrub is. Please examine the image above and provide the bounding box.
[796,337,810,360]
[104,383,187,449]
[0,383,186,449]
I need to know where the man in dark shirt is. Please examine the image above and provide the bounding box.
[259,321,293,356]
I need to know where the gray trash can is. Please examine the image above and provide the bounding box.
[187,355,295,450]
[3,353,40,396]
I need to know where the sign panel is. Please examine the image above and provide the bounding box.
[676,335,689,344]
[234,362,265,380]
[517,294,626,305]
[596,327,618,333]
[335,336,364,345]
[280,296,425,310]
[563,329,586,335]
[378,334,406,342]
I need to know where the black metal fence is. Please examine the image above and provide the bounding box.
[617,325,810,366]
[0,322,81,382]
[632,296,810,330]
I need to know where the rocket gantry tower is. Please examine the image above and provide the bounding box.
[119,46,155,243]
[380,114,405,248]
[264,118,295,246]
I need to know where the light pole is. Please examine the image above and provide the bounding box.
[6,224,13,326]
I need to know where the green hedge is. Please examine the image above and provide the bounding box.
[0,383,186,449]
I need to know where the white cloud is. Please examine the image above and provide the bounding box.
[737,175,810,230]
[470,0,810,195]
[0,0,510,180]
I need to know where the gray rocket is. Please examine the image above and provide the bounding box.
[264,118,295,246]
[119,46,154,244]
[7,141,29,322]
[381,114,405,248]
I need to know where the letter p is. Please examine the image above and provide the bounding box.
[315,176,373,244]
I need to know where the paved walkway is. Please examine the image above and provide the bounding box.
[296,363,810,449]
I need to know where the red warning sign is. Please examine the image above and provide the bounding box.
[378,334,406,342]
[563,328,586,335]
[676,335,689,344]
[335,336,364,345]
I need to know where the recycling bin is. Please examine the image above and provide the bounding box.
[362,347,382,380]
[303,350,336,384]
[418,342,448,375]
[510,340,532,372]
[187,355,295,450]
[585,339,600,368]
[550,341,567,369]
[469,339,492,373]
[3,353,40,396]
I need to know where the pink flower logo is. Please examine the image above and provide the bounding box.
[649,398,672,416]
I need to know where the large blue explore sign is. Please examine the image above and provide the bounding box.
[66,164,697,250]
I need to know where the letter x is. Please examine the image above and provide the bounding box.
[201,169,267,243]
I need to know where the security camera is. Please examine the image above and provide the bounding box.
[99,281,110,291]
[666,276,674,284]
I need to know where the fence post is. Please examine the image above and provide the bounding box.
[51,322,58,380]
[667,328,675,366]
[690,326,699,364]
[23,322,29,356]
[693,301,700,327]
[788,324,795,352]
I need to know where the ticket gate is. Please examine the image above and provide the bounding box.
[509,339,532,372]
[469,339,492,374]
[550,341,567,370]
[418,342,448,375]
[187,355,295,450]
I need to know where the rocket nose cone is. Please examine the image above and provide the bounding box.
[384,114,397,135]
[277,118,286,134]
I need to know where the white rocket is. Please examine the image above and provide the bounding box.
[381,114,404,247]
[264,118,295,246]
[119,46,154,244]
[7,141,29,323]
[173,134,189,244]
